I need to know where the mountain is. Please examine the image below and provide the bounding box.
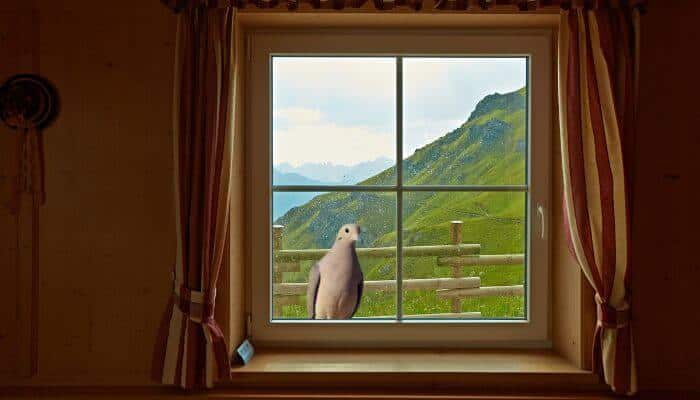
[275,157,393,185]
[272,169,330,220]
[274,87,527,318]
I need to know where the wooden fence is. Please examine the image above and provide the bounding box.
[272,221,525,318]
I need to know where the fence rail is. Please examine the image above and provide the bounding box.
[274,243,481,262]
[364,312,482,319]
[436,254,525,266]
[437,285,525,298]
[274,276,481,296]
[272,221,525,318]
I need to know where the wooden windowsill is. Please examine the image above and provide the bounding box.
[237,348,579,373]
[227,348,605,394]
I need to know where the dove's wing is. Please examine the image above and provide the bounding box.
[350,277,363,318]
[306,262,321,319]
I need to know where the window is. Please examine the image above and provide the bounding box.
[248,31,552,347]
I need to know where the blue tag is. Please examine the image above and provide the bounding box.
[233,339,255,365]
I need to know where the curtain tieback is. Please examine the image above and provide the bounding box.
[595,294,629,329]
[173,285,216,323]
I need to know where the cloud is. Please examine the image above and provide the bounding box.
[403,57,527,121]
[273,57,395,102]
[272,57,527,165]
[274,107,394,167]
[274,107,323,126]
[403,58,525,93]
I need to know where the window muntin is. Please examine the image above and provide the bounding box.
[248,31,552,347]
[271,56,528,321]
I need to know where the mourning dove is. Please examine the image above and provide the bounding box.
[307,224,364,319]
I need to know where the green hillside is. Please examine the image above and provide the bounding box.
[274,87,528,319]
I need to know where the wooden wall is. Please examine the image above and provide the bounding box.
[0,0,176,383]
[0,0,698,395]
[633,1,700,392]
[0,0,38,378]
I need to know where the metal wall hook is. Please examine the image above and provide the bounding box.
[0,74,58,131]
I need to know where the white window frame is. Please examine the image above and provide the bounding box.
[247,29,552,348]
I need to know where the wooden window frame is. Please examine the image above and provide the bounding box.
[226,15,596,389]
[245,27,553,348]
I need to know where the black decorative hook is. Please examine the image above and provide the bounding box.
[0,74,58,131]
[0,74,58,213]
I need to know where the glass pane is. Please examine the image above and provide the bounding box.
[272,191,397,320]
[401,191,526,319]
[402,57,527,186]
[272,57,396,186]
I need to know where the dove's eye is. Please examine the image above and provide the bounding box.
[345,228,349,233]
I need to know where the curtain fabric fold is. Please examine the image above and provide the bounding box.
[152,4,236,389]
[558,3,640,396]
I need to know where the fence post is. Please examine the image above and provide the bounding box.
[272,225,284,318]
[449,221,463,313]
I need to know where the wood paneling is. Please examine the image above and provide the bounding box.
[0,0,698,397]
[0,0,38,377]
[0,0,176,381]
[632,1,700,392]
[35,1,176,378]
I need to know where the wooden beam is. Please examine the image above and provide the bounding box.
[275,295,303,306]
[437,254,525,266]
[274,276,481,296]
[276,261,300,273]
[437,285,524,298]
[363,312,482,319]
[272,225,284,317]
[275,243,480,262]
[449,221,463,313]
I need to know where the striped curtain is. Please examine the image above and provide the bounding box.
[558,1,642,396]
[152,2,236,389]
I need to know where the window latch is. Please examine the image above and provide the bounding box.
[537,204,546,240]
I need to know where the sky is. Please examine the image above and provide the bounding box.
[273,57,526,167]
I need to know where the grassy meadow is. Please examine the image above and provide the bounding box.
[274,88,528,319]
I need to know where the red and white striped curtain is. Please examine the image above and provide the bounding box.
[558,1,642,395]
[151,2,236,388]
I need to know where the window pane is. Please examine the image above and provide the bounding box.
[401,191,526,319]
[272,191,397,320]
[402,58,527,186]
[272,57,396,186]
